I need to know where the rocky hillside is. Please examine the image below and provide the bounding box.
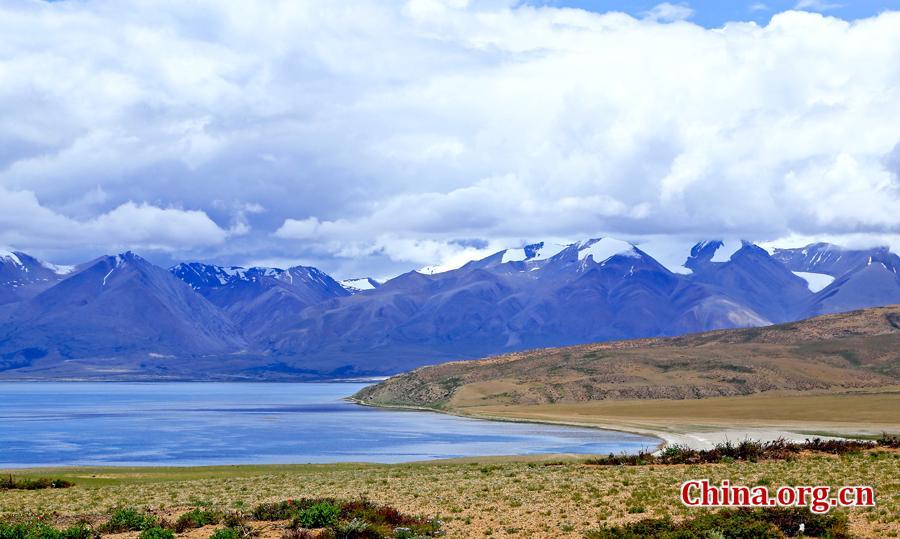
[354,305,900,408]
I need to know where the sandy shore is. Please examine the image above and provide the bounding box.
[354,389,900,451]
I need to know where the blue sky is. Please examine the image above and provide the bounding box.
[527,0,900,26]
[2,1,900,278]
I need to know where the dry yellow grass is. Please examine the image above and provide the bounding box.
[457,389,900,436]
[2,450,899,538]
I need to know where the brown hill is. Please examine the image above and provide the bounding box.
[354,305,900,408]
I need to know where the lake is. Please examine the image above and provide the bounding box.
[0,382,657,467]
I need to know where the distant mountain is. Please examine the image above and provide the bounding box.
[355,304,900,409]
[686,240,813,323]
[772,243,900,316]
[339,277,382,294]
[0,250,73,306]
[772,242,893,276]
[263,238,773,374]
[1,238,900,380]
[0,252,245,374]
[806,252,900,316]
[171,262,348,338]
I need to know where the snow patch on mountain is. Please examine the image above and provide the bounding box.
[500,248,528,263]
[500,242,567,264]
[340,277,381,293]
[577,238,639,264]
[792,271,836,293]
[0,250,23,267]
[40,261,75,275]
[634,238,695,275]
[709,239,744,262]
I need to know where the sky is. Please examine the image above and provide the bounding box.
[2,0,900,280]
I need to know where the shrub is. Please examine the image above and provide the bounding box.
[282,530,331,539]
[0,475,75,490]
[138,527,174,539]
[261,498,441,538]
[877,432,900,448]
[293,502,341,529]
[209,528,244,539]
[333,518,374,539]
[585,437,883,466]
[175,507,222,532]
[252,501,299,521]
[584,507,849,538]
[100,508,158,532]
[0,521,95,539]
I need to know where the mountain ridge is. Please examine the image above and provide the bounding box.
[1,239,899,379]
[354,304,900,408]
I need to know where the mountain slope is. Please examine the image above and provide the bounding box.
[685,241,813,323]
[0,252,246,374]
[265,238,772,374]
[806,253,900,316]
[354,305,900,408]
[772,243,896,277]
[2,238,900,380]
[171,262,348,339]
[0,250,73,306]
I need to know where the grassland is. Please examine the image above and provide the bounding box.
[356,306,900,410]
[3,448,900,538]
[355,306,900,447]
[4,306,898,537]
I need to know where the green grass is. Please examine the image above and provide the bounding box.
[1,450,898,537]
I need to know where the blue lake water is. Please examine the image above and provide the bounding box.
[0,382,657,467]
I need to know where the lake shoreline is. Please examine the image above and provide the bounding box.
[0,381,655,468]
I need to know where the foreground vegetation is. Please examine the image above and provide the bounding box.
[2,447,898,538]
[585,507,852,538]
[0,475,74,491]
[587,435,900,466]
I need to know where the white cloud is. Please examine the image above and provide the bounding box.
[0,1,899,274]
[795,0,843,11]
[641,3,695,22]
[0,186,229,253]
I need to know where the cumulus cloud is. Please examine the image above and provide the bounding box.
[1,1,899,275]
[0,186,229,253]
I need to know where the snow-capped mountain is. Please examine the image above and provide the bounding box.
[339,277,382,294]
[1,237,899,380]
[771,243,894,277]
[772,243,900,315]
[171,262,348,338]
[0,252,245,374]
[685,240,813,323]
[1,249,74,306]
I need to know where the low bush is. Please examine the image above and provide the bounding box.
[209,528,245,539]
[0,475,74,490]
[100,507,158,533]
[584,507,849,538]
[586,436,893,466]
[175,507,222,532]
[0,521,95,539]
[138,527,174,539]
[293,502,341,529]
[262,498,442,538]
[251,501,299,521]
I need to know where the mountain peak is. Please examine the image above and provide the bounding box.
[500,241,569,264]
[576,237,639,264]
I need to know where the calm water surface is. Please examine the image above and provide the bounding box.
[0,382,657,467]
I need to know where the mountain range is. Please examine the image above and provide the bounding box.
[1,238,899,380]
